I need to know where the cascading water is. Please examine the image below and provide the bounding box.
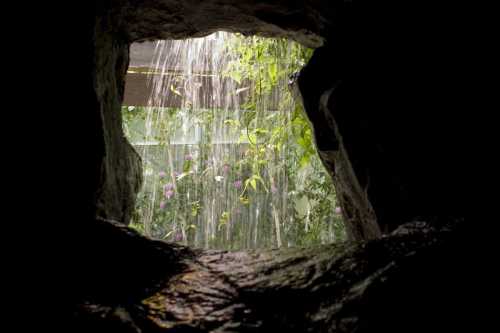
[123,32,345,250]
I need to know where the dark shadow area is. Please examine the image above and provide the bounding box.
[23,1,478,332]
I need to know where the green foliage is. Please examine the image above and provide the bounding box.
[124,34,345,249]
[222,35,344,245]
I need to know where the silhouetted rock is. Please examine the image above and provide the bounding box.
[69,218,473,332]
[33,1,472,331]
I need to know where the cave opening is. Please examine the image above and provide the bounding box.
[122,32,345,250]
[33,1,474,330]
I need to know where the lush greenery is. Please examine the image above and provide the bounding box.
[123,34,345,249]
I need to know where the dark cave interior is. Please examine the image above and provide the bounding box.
[22,1,479,332]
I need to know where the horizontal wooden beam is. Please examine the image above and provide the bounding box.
[123,70,280,109]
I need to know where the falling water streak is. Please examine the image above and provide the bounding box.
[128,32,340,249]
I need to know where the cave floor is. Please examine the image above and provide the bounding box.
[70,219,465,332]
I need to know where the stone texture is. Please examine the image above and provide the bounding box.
[93,16,143,223]
[296,2,468,235]
[115,0,335,47]
[298,45,381,240]
[68,218,476,333]
[29,1,474,332]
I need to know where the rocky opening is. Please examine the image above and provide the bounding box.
[32,1,473,332]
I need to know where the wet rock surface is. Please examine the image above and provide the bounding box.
[67,218,474,332]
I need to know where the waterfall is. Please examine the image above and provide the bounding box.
[124,32,345,250]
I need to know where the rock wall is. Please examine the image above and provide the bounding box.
[79,0,467,235]
[93,14,143,223]
[90,0,378,234]
[298,2,468,234]
[114,0,337,47]
[26,1,477,331]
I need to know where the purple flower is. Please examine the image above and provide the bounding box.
[185,154,193,161]
[234,180,243,189]
[158,171,167,178]
[222,164,230,174]
[163,183,174,192]
[174,232,183,242]
[159,200,166,209]
[165,190,174,199]
[271,184,278,194]
[335,207,342,214]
